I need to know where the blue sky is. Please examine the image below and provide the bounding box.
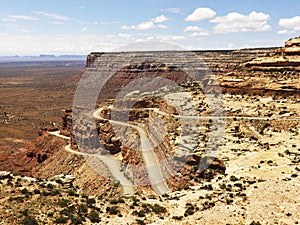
[0,0,299,55]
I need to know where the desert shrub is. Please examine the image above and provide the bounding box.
[78,204,88,215]
[106,206,119,215]
[68,189,75,196]
[184,203,196,216]
[20,209,30,216]
[234,126,239,132]
[118,197,125,203]
[132,197,139,206]
[114,181,120,187]
[88,210,100,223]
[81,194,88,199]
[234,183,243,188]
[141,203,151,213]
[250,221,261,225]
[60,205,75,217]
[16,182,23,187]
[33,189,41,194]
[6,180,13,187]
[57,199,70,207]
[20,216,38,225]
[151,204,166,214]
[47,183,54,190]
[109,199,119,205]
[230,175,238,182]
[56,179,63,184]
[136,219,146,225]
[69,215,83,225]
[21,188,29,195]
[38,183,46,188]
[226,199,233,204]
[50,189,61,196]
[41,191,51,196]
[8,196,24,202]
[132,210,145,217]
[86,198,96,205]
[173,215,183,220]
[54,216,68,224]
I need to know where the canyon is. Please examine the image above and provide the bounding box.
[0,36,299,224]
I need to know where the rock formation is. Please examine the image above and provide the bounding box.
[284,36,300,55]
[244,36,300,71]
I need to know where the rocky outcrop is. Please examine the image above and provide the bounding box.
[86,52,104,67]
[0,171,11,179]
[0,134,66,176]
[199,156,226,171]
[244,36,300,71]
[37,125,59,136]
[98,121,122,154]
[61,109,72,136]
[51,174,75,189]
[284,36,300,55]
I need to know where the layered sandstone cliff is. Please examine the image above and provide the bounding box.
[245,36,300,71]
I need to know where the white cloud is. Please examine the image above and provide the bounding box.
[228,43,234,49]
[161,8,181,14]
[32,11,70,21]
[211,11,271,33]
[277,29,296,35]
[278,16,300,31]
[122,21,156,30]
[183,26,210,37]
[1,18,16,22]
[139,34,186,43]
[183,26,203,32]
[150,15,168,23]
[185,8,216,22]
[92,21,119,25]
[118,33,132,38]
[157,24,167,29]
[16,28,30,33]
[9,15,38,21]
[122,14,168,30]
[80,27,88,32]
[0,34,184,55]
[188,31,210,37]
[121,25,132,30]
[50,21,64,25]
[171,36,186,41]
[0,34,134,55]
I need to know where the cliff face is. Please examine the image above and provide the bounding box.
[5,36,299,195]
[244,36,300,70]
[284,36,300,55]
[0,134,65,176]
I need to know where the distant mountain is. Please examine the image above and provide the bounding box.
[0,54,87,67]
[0,54,87,62]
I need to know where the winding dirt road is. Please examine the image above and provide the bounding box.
[49,131,135,195]
[93,107,170,195]
[49,104,298,195]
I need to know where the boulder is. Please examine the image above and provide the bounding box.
[0,171,11,179]
[52,174,75,188]
[199,156,226,172]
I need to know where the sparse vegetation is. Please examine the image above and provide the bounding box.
[20,216,38,225]
[88,210,100,223]
[0,38,299,225]
[55,216,68,224]
[250,221,262,225]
